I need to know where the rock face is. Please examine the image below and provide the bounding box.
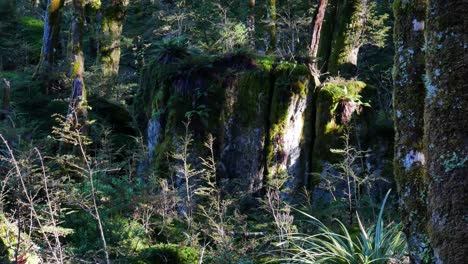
[312,81,366,177]
[219,69,271,193]
[266,64,311,191]
[135,53,314,194]
[135,52,370,197]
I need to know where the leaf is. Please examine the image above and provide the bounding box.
[41,225,75,237]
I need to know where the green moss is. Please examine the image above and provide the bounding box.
[21,16,44,29]
[265,62,310,179]
[255,56,276,71]
[236,69,270,125]
[327,0,364,75]
[20,16,44,60]
[72,61,82,77]
[137,244,199,264]
[311,80,366,174]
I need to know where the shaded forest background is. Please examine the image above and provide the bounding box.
[0,0,465,263]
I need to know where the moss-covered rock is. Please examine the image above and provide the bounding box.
[311,80,366,179]
[219,66,271,193]
[135,52,313,193]
[134,51,232,177]
[266,62,310,189]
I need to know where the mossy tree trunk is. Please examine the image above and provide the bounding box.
[267,0,277,54]
[317,0,337,73]
[35,0,65,77]
[327,0,366,77]
[424,0,468,262]
[247,0,256,50]
[98,0,128,78]
[68,0,87,128]
[393,0,432,262]
[1,79,10,120]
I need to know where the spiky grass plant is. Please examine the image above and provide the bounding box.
[284,190,406,263]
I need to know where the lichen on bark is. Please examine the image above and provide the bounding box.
[97,0,129,77]
[423,0,468,263]
[392,0,432,262]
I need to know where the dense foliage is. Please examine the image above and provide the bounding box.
[0,0,465,263]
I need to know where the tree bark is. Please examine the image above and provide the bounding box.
[327,0,366,77]
[424,0,468,263]
[98,0,128,77]
[393,0,432,262]
[67,0,87,129]
[247,0,256,50]
[35,0,65,77]
[308,0,328,86]
[1,79,11,120]
[267,0,277,54]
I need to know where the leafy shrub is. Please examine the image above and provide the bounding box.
[219,22,248,52]
[20,16,44,62]
[151,37,197,64]
[64,177,149,257]
[137,244,199,264]
[0,213,41,264]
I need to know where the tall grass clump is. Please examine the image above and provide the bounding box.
[284,190,406,263]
